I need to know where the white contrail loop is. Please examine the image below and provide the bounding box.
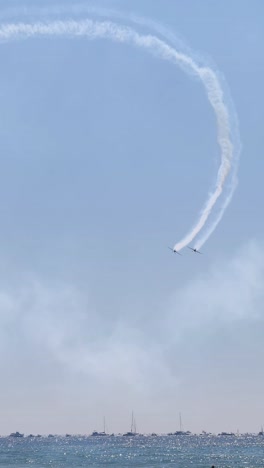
[0,17,239,251]
[173,67,235,250]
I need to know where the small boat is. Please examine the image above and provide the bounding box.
[91,417,109,436]
[123,411,137,436]
[172,413,191,435]
[9,432,24,438]
[123,431,136,437]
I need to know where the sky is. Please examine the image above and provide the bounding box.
[0,0,263,435]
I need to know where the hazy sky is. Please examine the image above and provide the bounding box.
[0,0,263,435]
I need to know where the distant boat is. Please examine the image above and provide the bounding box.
[218,432,235,436]
[171,413,191,435]
[9,432,24,438]
[91,417,109,436]
[123,411,138,436]
[173,431,191,436]
[258,426,264,436]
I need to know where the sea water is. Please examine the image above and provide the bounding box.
[0,435,263,467]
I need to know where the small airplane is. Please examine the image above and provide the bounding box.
[168,247,182,255]
[187,246,202,254]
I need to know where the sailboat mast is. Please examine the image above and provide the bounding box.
[179,412,183,432]
[134,418,137,434]
[131,411,134,433]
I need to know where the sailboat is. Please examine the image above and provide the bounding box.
[91,417,108,436]
[123,411,137,436]
[173,413,191,436]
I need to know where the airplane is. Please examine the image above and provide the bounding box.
[168,247,182,255]
[187,246,202,254]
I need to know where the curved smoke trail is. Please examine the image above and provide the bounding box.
[0,15,240,251]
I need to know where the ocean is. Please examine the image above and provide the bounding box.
[0,434,264,467]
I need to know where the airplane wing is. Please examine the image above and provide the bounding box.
[188,246,203,254]
[168,247,182,255]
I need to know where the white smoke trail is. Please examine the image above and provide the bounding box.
[0,15,240,251]
[193,94,241,250]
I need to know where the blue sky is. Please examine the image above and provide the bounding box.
[0,0,263,435]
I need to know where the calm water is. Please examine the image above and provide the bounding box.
[0,435,263,467]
